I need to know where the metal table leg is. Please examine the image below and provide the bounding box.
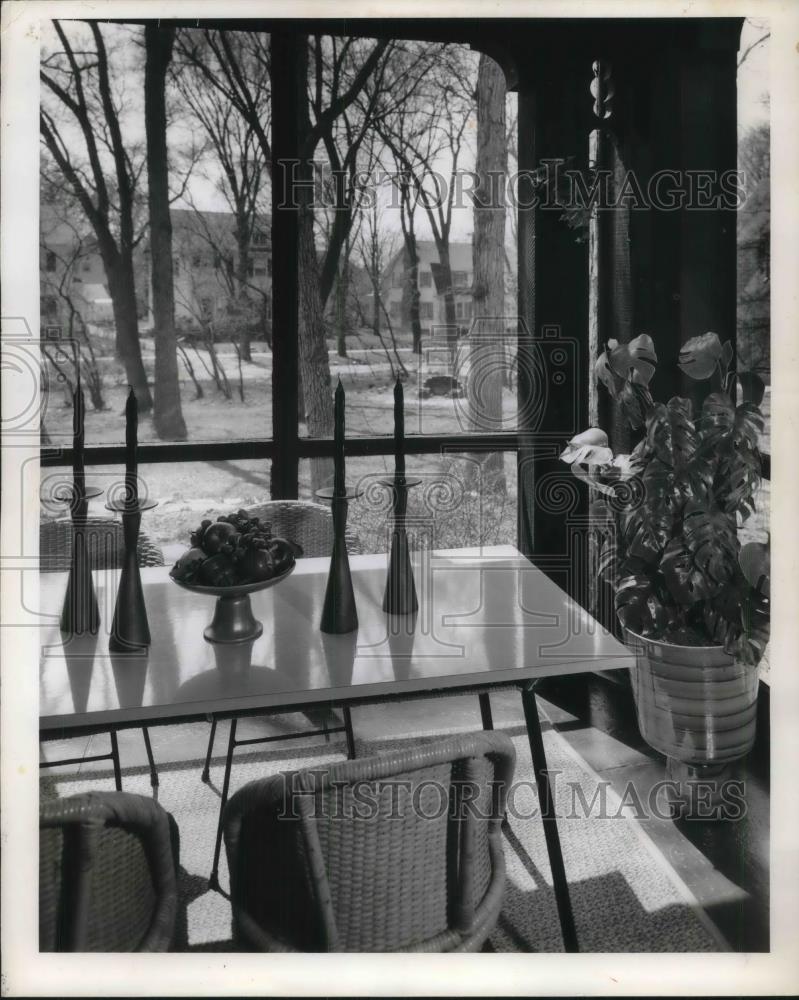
[519,681,579,952]
[479,692,494,731]
[209,717,237,893]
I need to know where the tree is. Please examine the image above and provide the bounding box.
[375,46,476,352]
[40,21,152,409]
[144,24,187,439]
[176,30,390,489]
[173,29,272,361]
[469,54,508,493]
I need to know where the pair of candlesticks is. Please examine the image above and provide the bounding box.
[58,482,154,653]
[316,474,420,635]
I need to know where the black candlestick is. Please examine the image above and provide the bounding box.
[125,387,138,507]
[394,377,406,479]
[316,486,361,634]
[382,476,421,616]
[58,484,102,637]
[106,497,157,652]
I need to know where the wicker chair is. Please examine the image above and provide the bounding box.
[40,791,179,951]
[204,500,360,890]
[223,730,516,952]
[39,517,163,788]
[40,516,165,572]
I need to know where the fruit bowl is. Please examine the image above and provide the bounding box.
[168,509,301,644]
[170,563,295,644]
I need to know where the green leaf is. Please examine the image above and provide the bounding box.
[645,397,698,468]
[660,538,711,605]
[618,380,653,429]
[739,540,770,597]
[623,458,673,561]
[678,332,723,380]
[596,335,658,399]
[615,574,655,634]
[682,502,738,589]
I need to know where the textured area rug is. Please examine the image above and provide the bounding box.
[43,718,726,953]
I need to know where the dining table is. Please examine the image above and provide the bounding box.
[39,543,634,952]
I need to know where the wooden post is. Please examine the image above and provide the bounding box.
[270,30,302,499]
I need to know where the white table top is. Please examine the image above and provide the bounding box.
[39,545,633,731]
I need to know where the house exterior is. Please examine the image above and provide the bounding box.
[39,207,117,335]
[39,205,273,340]
[167,209,272,335]
[381,239,516,341]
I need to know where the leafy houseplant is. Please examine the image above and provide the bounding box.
[561,332,770,663]
[560,333,770,769]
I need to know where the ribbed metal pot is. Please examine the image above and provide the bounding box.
[624,629,759,765]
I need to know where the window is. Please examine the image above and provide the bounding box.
[45,251,57,272]
[252,228,269,248]
[213,252,223,269]
[420,302,434,319]
[419,270,432,288]
[42,296,58,317]
[82,260,91,273]
[265,296,272,321]
[254,265,267,277]
[390,300,402,319]
[267,257,272,277]
[246,261,254,279]
[392,266,403,289]
[453,271,468,288]
[456,301,463,319]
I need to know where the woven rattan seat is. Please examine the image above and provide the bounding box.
[243,499,362,558]
[39,791,179,952]
[40,516,165,572]
[223,730,515,952]
[39,516,163,789]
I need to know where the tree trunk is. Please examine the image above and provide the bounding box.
[144,24,187,440]
[235,218,253,363]
[436,242,457,353]
[336,234,350,358]
[403,236,423,354]
[469,54,507,493]
[104,255,152,410]
[297,158,334,492]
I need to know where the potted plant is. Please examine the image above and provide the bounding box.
[560,333,770,778]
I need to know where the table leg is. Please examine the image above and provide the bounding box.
[109,729,122,792]
[202,716,218,783]
[479,692,494,731]
[209,717,237,893]
[343,706,356,759]
[141,726,158,788]
[519,682,578,953]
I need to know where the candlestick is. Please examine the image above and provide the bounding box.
[125,387,138,507]
[73,375,85,502]
[333,378,345,497]
[394,377,406,480]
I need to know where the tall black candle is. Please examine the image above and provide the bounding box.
[333,379,345,496]
[73,375,85,501]
[125,387,138,505]
[393,377,406,479]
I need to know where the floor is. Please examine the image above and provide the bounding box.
[40,671,770,952]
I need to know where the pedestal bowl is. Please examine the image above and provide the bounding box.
[169,564,295,644]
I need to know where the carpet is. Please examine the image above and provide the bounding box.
[43,715,727,953]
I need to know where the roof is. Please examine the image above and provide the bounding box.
[170,208,272,250]
[384,239,473,277]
